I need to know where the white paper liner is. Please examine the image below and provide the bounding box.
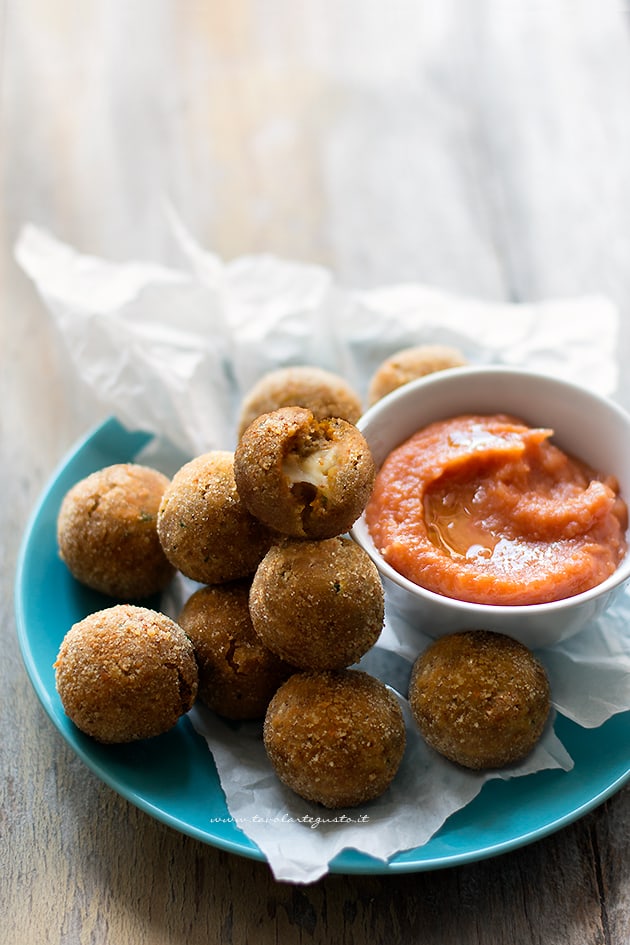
[15,218,620,455]
[15,218,630,883]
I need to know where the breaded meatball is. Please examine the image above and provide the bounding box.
[408,630,551,769]
[57,463,175,599]
[264,669,406,808]
[367,344,467,405]
[234,407,376,540]
[54,604,198,743]
[178,581,293,719]
[157,451,274,584]
[237,365,362,439]
[249,537,384,670]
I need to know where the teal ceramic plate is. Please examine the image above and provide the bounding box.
[15,417,630,874]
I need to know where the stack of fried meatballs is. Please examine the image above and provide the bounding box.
[54,354,551,812]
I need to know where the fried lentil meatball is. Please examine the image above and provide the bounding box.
[234,407,376,540]
[54,604,198,743]
[178,581,294,719]
[57,463,175,599]
[367,344,467,406]
[249,537,384,670]
[157,451,274,584]
[237,365,362,440]
[408,630,551,769]
[264,669,406,808]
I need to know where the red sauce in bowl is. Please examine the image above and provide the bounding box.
[365,414,628,605]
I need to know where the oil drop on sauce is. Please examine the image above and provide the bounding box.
[423,485,498,560]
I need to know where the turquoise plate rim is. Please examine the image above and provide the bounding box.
[14,417,630,875]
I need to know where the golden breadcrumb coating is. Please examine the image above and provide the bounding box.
[367,344,467,405]
[54,604,198,743]
[178,581,293,719]
[264,669,406,808]
[249,536,384,670]
[408,630,550,769]
[57,463,175,599]
[238,365,362,439]
[157,451,274,584]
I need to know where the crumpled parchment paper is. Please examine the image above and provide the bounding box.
[15,218,630,884]
[16,218,620,456]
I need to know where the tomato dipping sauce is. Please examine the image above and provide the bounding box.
[365,414,628,606]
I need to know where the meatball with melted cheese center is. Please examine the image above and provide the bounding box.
[234,406,376,540]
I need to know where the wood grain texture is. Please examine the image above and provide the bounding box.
[2,2,630,943]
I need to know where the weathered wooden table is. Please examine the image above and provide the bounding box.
[3,3,629,942]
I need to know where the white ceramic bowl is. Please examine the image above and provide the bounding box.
[351,365,630,649]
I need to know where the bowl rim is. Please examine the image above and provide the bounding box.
[359,363,630,430]
[352,365,630,615]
